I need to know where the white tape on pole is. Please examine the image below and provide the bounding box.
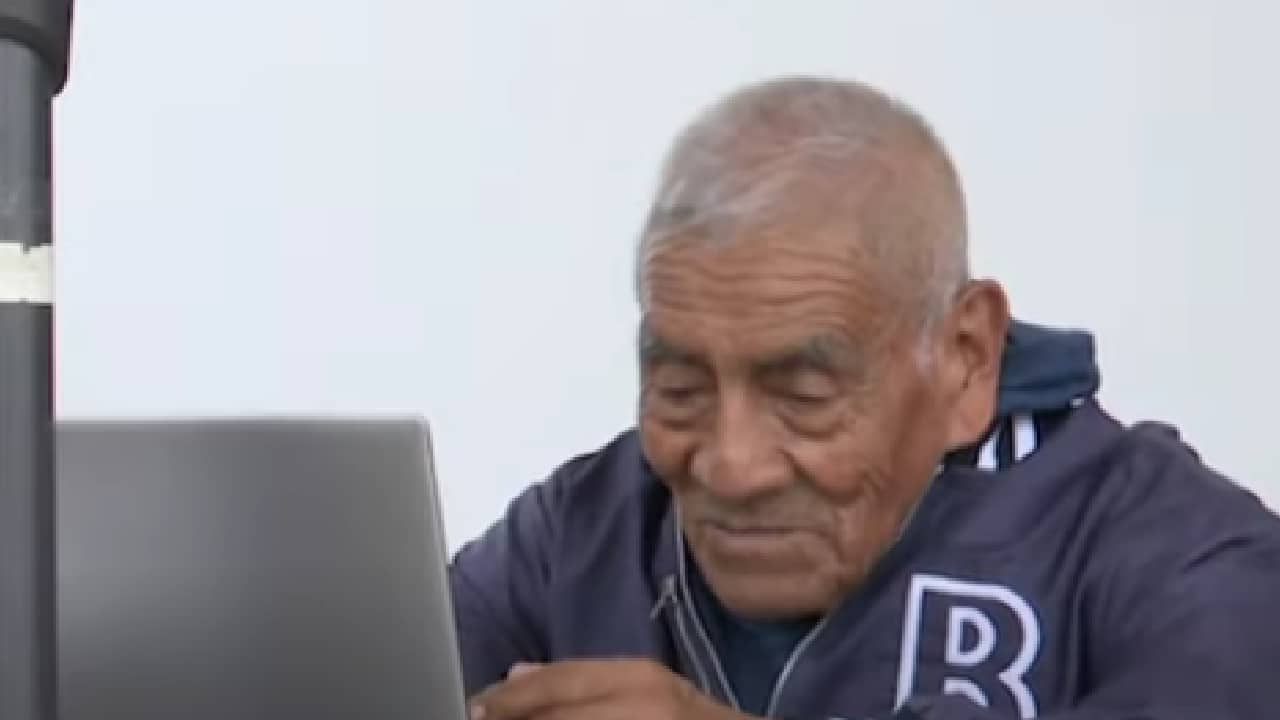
[0,242,52,304]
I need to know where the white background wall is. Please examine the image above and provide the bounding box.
[54,2,1279,551]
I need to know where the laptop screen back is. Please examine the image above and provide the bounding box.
[57,418,466,720]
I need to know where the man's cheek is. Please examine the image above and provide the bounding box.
[639,430,696,486]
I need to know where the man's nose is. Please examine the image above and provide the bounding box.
[691,392,790,500]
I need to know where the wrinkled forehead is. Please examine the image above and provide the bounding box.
[638,222,909,363]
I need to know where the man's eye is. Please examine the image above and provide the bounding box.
[775,383,837,408]
[784,392,832,406]
[659,386,702,404]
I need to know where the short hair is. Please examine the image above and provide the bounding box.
[635,76,970,332]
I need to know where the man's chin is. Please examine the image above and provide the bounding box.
[701,568,834,621]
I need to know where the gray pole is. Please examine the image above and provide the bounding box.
[0,1,72,719]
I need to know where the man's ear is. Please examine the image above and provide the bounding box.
[936,280,1010,450]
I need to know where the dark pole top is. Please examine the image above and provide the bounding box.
[0,0,73,94]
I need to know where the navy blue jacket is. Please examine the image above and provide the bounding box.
[450,324,1280,718]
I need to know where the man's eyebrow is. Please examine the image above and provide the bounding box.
[638,324,700,365]
[756,333,858,374]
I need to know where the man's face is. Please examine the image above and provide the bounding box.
[638,219,959,620]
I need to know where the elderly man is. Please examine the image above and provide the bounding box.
[452,77,1280,720]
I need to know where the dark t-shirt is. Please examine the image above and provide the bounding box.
[690,563,816,714]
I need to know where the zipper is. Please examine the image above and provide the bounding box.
[649,573,678,621]
[674,521,743,711]
[654,574,713,696]
[763,615,830,716]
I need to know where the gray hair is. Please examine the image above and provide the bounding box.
[635,76,970,338]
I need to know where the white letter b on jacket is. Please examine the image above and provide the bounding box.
[895,573,1041,719]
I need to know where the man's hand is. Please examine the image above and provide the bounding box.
[469,659,757,720]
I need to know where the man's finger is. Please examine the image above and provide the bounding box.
[523,696,644,720]
[470,659,654,720]
[507,662,542,679]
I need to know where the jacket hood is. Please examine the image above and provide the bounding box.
[997,320,1100,415]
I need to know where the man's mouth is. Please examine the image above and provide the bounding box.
[710,522,798,535]
[701,522,806,558]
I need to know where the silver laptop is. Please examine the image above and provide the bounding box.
[56,417,468,720]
